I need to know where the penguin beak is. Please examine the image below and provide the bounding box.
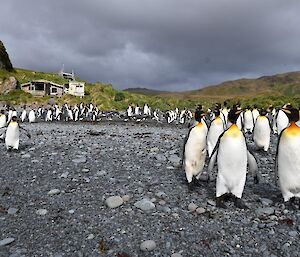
[281,108,291,114]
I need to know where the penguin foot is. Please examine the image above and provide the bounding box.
[216,197,227,209]
[254,175,259,184]
[234,198,249,209]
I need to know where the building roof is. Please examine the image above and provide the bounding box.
[21,80,64,89]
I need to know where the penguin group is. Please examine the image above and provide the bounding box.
[183,102,300,209]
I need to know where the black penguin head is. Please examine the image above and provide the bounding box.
[195,110,205,122]
[213,108,220,117]
[282,106,299,122]
[260,109,267,116]
[0,110,4,115]
[196,104,203,111]
[228,108,242,124]
[11,116,17,122]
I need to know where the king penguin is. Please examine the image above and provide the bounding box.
[253,109,272,151]
[0,109,7,141]
[207,108,225,157]
[183,109,208,187]
[243,106,254,133]
[4,115,31,150]
[28,109,36,123]
[276,106,300,205]
[208,108,258,209]
[276,104,290,135]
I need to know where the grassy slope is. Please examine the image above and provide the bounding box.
[0,68,299,110]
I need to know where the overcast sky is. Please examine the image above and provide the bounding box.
[1,0,300,91]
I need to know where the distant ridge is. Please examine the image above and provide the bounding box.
[124,71,300,99]
[123,87,170,96]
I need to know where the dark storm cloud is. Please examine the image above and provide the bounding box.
[1,0,300,91]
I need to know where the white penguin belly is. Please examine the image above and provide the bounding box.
[253,119,270,150]
[5,124,20,149]
[278,137,300,201]
[217,136,247,197]
[207,122,224,157]
[184,127,207,182]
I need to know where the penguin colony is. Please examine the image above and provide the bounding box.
[183,102,300,209]
[0,102,300,209]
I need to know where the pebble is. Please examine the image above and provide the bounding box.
[188,203,198,212]
[256,207,275,216]
[155,154,167,162]
[82,168,89,173]
[96,170,107,176]
[134,198,156,211]
[260,198,273,206]
[87,234,94,240]
[47,189,61,195]
[288,231,298,237]
[122,195,130,202]
[207,200,216,206]
[36,209,48,215]
[171,254,183,257]
[196,207,206,214]
[72,157,87,164]
[0,237,15,246]
[21,154,31,158]
[105,196,124,208]
[68,209,75,214]
[140,240,156,251]
[168,154,181,165]
[7,208,18,215]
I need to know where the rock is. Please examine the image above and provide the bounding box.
[82,168,89,173]
[171,254,183,257]
[21,154,31,158]
[188,203,198,212]
[96,170,107,176]
[155,154,167,162]
[68,209,75,214]
[0,237,15,246]
[105,196,124,208]
[47,189,61,195]
[0,76,17,94]
[87,234,94,240]
[260,198,273,206]
[36,209,48,215]
[140,240,156,251]
[168,154,181,165]
[256,207,275,216]
[7,208,18,215]
[207,200,216,206]
[134,198,156,211]
[60,172,69,178]
[72,157,87,164]
[288,231,298,237]
[122,195,130,202]
[196,207,206,214]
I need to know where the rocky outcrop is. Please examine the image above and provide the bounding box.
[0,76,17,94]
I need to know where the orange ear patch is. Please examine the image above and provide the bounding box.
[284,123,300,137]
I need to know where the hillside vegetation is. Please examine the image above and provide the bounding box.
[0,68,299,110]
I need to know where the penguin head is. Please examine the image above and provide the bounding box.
[213,108,220,117]
[228,108,242,124]
[0,109,4,115]
[11,115,17,122]
[282,106,299,122]
[260,109,267,116]
[194,110,205,122]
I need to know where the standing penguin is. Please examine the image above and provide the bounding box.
[28,109,36,123]
[208,108,258,209]
[207,108,225,157]
[20,106,27,122]
[252,105,260,123]
[4,116,31,150]
[243,106,254,133]
[0,109,7,141]
[253,109,272,151]
[183,109,208,187]
[276,105,290,135]
[276,107,300,205]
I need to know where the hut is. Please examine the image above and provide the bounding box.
[21,80,64,97]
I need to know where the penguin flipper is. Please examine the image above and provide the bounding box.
[208,150,217,173]
[247,150,258,183]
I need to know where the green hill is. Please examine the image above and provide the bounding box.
[0,67,299,110]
